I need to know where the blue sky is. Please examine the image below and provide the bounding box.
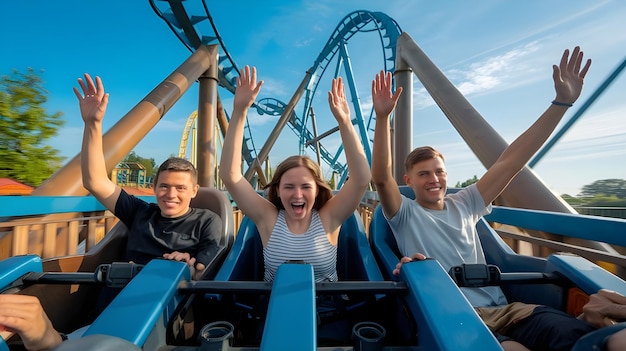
[2,1,625,196]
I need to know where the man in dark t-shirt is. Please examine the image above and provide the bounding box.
[75,73,222,280]
[116,188,222,270]
[0,73,227,351]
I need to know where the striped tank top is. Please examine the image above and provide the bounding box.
[263,210,338,282]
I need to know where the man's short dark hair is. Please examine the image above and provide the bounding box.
[405,146,445,173]
[153,157,198,186]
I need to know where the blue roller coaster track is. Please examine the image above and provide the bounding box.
[149,0,401,187]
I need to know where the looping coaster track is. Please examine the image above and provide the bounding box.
[150,1,401,186]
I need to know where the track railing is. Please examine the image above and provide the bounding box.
[0,212,117,259]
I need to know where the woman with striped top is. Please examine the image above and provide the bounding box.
[219,65,371,282]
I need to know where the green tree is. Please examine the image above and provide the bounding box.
[585,195,626,207]
[560,194,585,206]
[455,175,479,188]
[579,179,626,199]
[0,68,65,186]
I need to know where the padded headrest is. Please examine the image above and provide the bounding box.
[191,187,234,237]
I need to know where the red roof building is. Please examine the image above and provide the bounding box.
[0,178,34,195]
[121,186,155,196]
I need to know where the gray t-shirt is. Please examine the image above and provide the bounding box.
[263,210,338,282]
[387,184,507,307]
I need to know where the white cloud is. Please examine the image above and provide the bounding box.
[449,43,540,96]
[561,108,626,143]
[409,42,543,110]
[257,76,291,98]
[294,38,316,48]
[247,110,279,127]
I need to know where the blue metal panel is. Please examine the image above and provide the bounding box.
[0,255,42,290]
[571,322,626,351]
[83,259,190,346]
[399,260,503,350]
[2,196,154,217]
[260,263,316,351]
[369,205,403,280]
[337,211,384,282]
[486,207,626,247]
[476,219,564,309]
[476,218,548,272]
[213,216,263,283]
[545,254,626,295]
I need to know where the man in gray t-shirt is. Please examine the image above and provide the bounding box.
[369,48,616,351]
[388,184,506,308]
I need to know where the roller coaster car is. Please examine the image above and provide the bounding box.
[181,211,397,348]
[368,186,626,350]
[15,211,384,350]
[0,187,234,347]
[211,210,381,282]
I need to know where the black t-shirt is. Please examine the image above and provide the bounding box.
[114,189,223,266]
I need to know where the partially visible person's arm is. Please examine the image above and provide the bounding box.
[477,47,591,205]
[371,71,403,219]
[73,74,121,213]
[161,251,202,280]
[219,66,275,237]
[392,253,427,276]
[0,295,64,351]
[578,289,626,328]
[321,77,371,234]
[605,328,626,351]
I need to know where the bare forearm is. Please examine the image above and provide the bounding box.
[219,109,247,186]
[498,104,568,172]
[81,121,107,192]
[371,114,393,186]
[0,295,64,351]
[29,328,64,351]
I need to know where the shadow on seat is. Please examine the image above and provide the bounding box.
[213,215,264,282]
[368,186,423,280]
[190,187,235,280]
[336,211,384,282]
[369,204,402,281]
